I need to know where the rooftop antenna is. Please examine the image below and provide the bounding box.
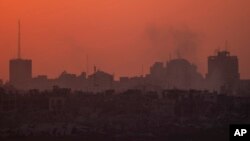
[94,65,97,73]
[86,54,89,91]
[225,40,229,51]
[86,54,89,76]
[141,64,144,77]
[18,20,21,59]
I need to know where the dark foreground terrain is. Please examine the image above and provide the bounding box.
[1,88,249,141]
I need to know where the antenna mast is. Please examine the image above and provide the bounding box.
[86,54,89,76]
[141,64,144,77]
[18,20,21,59]
[225,40,229,51]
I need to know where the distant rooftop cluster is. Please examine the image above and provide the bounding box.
[2,49,249,96]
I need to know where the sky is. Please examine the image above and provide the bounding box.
[0,0,250,81]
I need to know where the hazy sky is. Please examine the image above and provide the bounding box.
[0,0,250,81]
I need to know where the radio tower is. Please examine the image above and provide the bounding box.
[9,20,32,87]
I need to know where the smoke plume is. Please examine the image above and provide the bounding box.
[146,25,202,63]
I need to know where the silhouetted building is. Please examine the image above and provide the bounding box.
[55,71,87,90]
[236,80,250,96]
[9,59,32,88]
[206,51,240,92]
[88,70,114,92]
[32,75,50,90]
[144,59,204,90]
[30,71,88,91]
[165,59,204,89]
[148,62,166,84]
[9,21,33,89]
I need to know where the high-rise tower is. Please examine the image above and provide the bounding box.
[9,21,32,89]
[206,50,240,92]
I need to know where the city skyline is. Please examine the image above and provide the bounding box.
[1,1,250,140]
[0,35,247,82]
[1,0,250,81]
[0,21,247,82]
[1,41,242,83]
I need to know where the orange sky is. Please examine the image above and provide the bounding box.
[0,0,250,81]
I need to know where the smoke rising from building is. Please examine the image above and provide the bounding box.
[146,25,202,63]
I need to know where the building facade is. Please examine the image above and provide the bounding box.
[9,59,32,88]
[206,51,240,92]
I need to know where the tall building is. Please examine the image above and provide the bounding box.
[9,59,32,86]
[148,62,166,84]
[206,51,240,91]
[165,59,204,90]
[9,21,32,89]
